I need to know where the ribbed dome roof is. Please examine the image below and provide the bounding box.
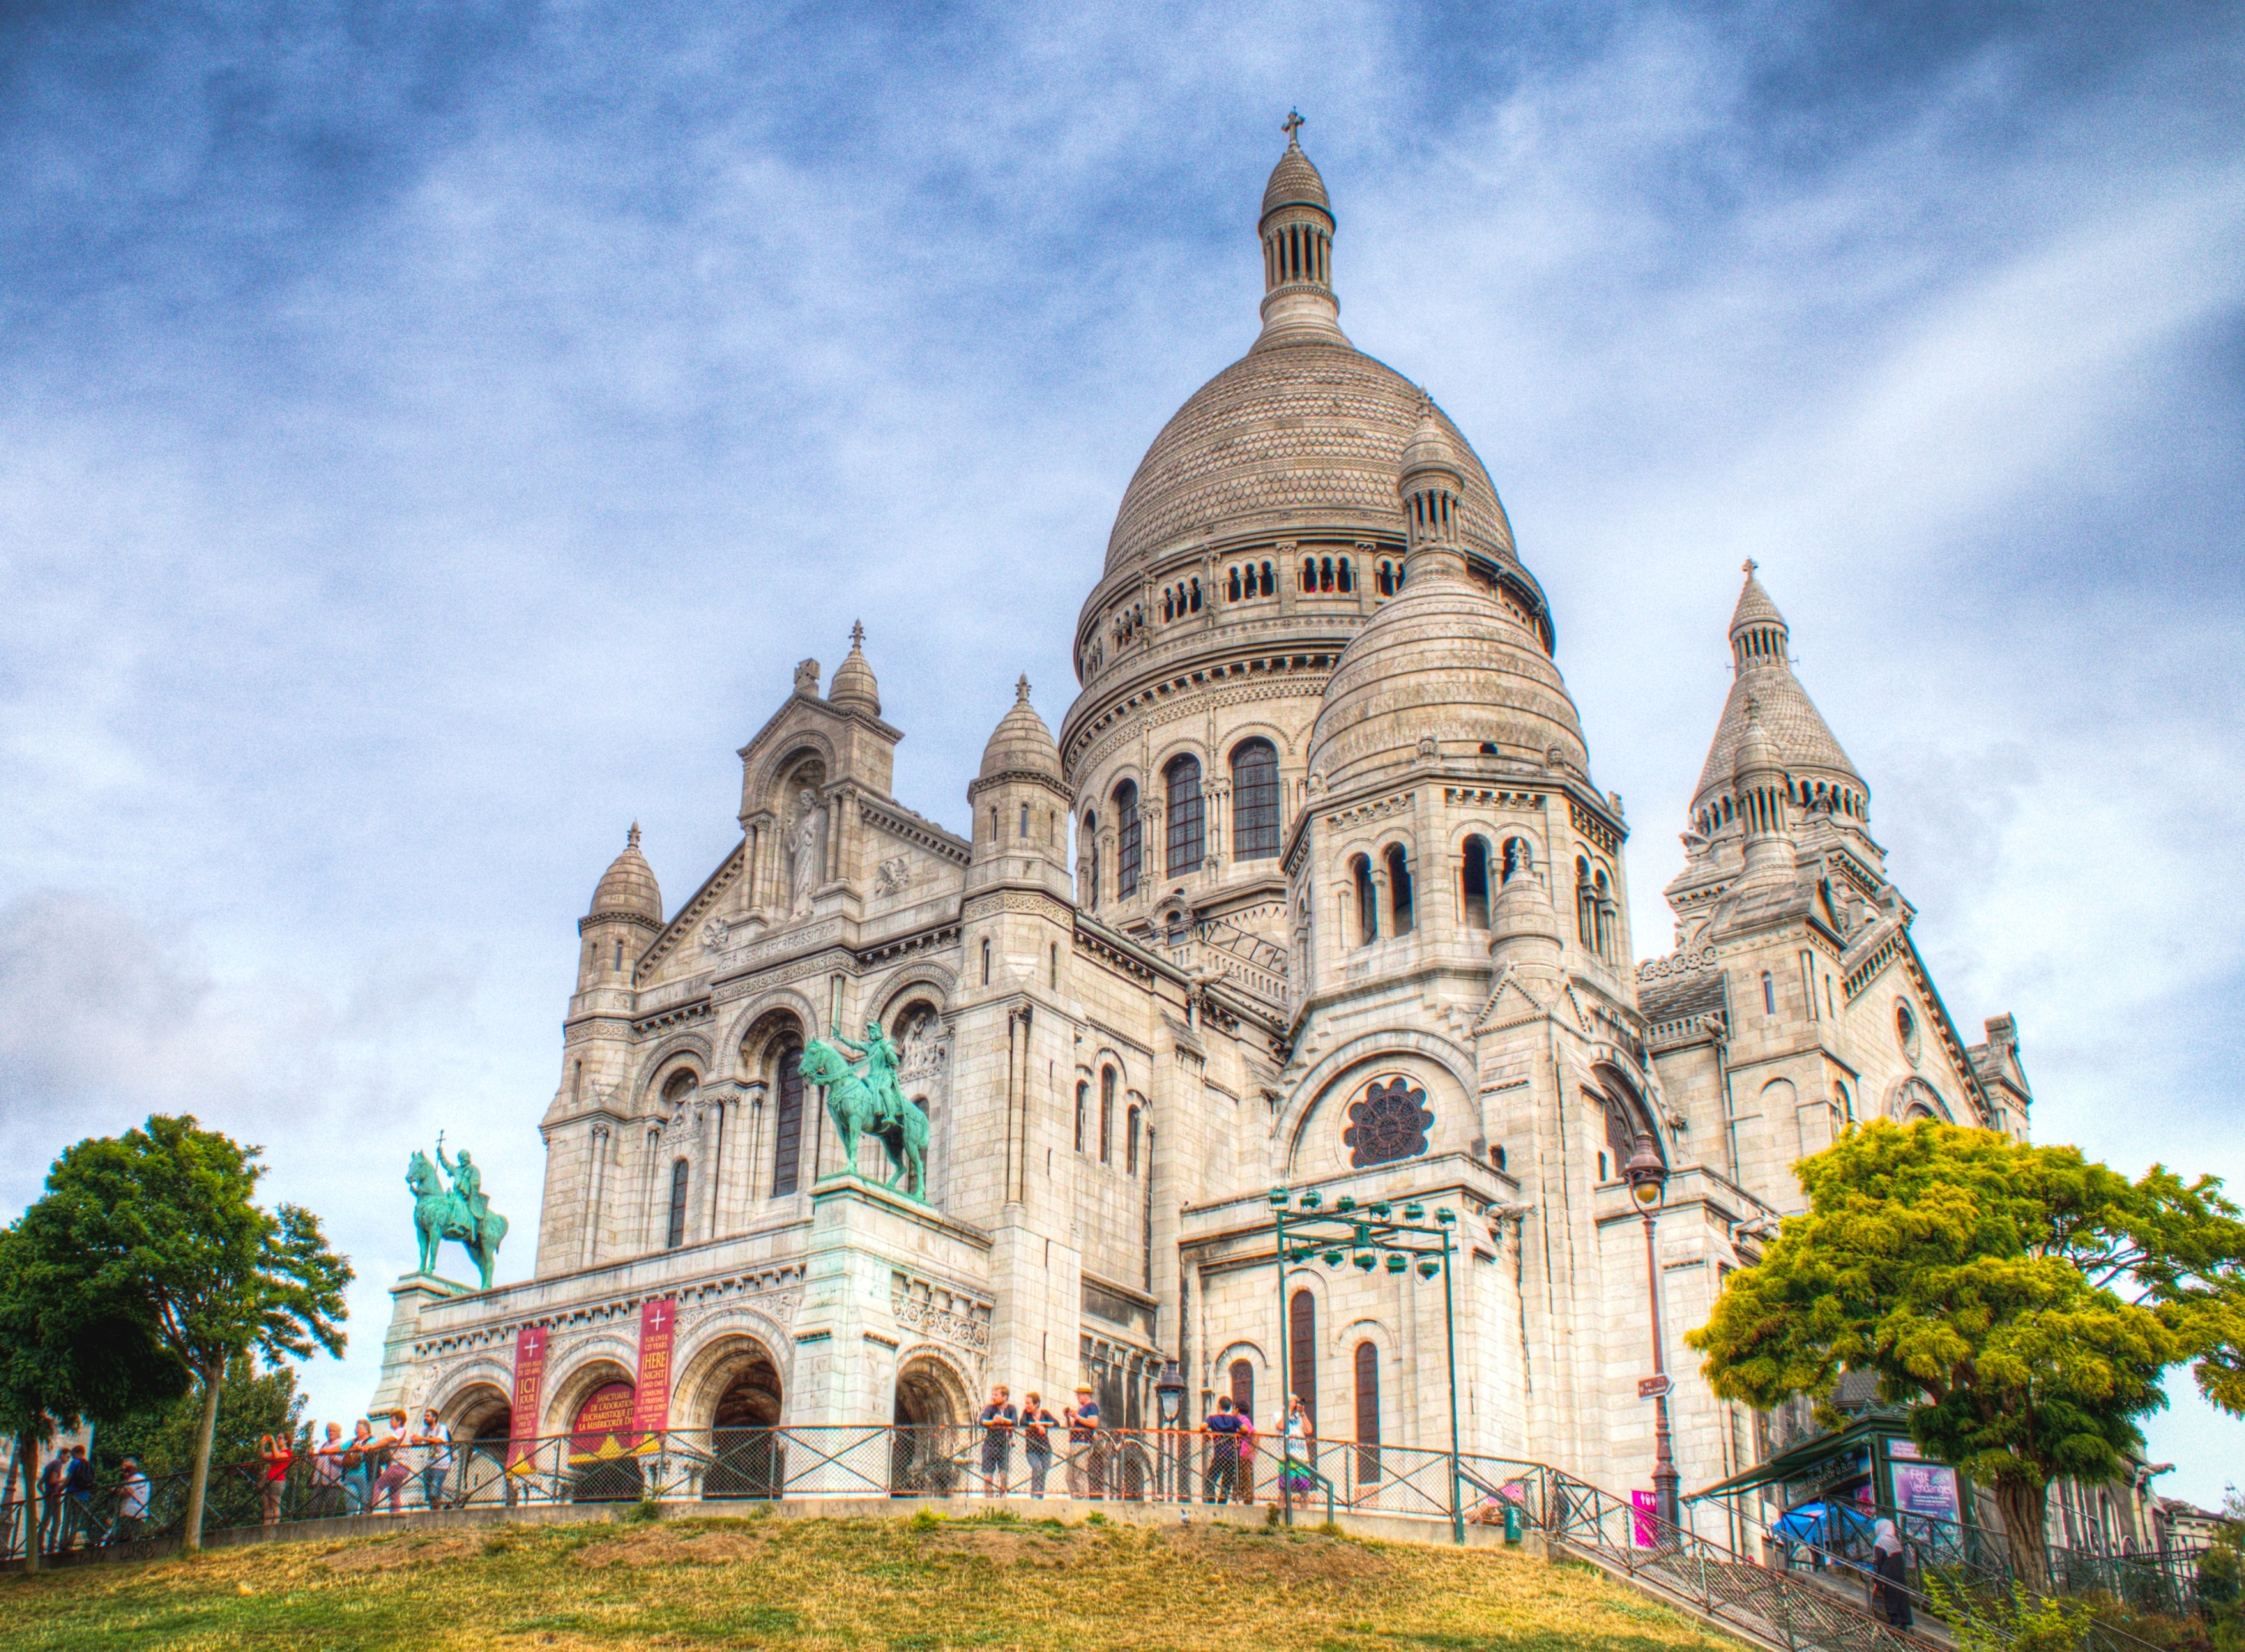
[828,622,880,717]
[980,677,1061,782]
[1101,343,1514,579]
[1262,137,1330,219]
[1309,553,1584,790]
[589,823,662,923]
[1691,569,1863,810]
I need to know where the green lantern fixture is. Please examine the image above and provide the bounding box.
[1354,1251,1377,1271]
[1369,1200,1392,1218]
[1299,1189,1323,1211]
[1436,1208,1458,1226]
[1335,1195,1357,1212]
[1268,1186,1291,1208]
[1385,1252,1408,1274]
[1417,1257,1441,1280]
[1402,1202,1425,1222]
[1322,1248,1345,1268]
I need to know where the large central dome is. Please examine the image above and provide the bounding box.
[1101,341,1517,577]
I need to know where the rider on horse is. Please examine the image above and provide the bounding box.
[436,1133,488,1235]
[833,1019,906,1129]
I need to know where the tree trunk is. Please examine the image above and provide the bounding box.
[17,1429,38,1575]
[180,1362,223,1555]
[1992,1473,2052,1594]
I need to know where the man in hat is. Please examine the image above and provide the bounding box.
[1062,1383,1103,1499]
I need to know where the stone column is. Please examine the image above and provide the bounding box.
[582,1120,612,1270]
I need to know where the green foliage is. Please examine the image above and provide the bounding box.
[1686,1121,2245,1584]
[620,1495,666,1525]
[907,1508,943,1532]
[93,1353,307,1483]
[1924,1571,2095,1652]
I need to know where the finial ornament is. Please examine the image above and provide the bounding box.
[849,619,865,648]
[1015,674,1032,704]
[1742,558,1758,577]
[627,821,641,848]
[1282,109,1304,141]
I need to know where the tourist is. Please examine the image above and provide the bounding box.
[1063,1383,1102,1499]
[309,1423,347,1518]
[1233,1401,1256,1505]
[63,1445,97,1548]
[341,1419,376,1515]
[977,1384,1017,1497]
[371,1410,413,1514]
[38,1448,68,1553]
[258,1433,293,1526]
[1201,1395,1242,1504]
[1279,1395,1316,1512]
[1020,1393,1056,1499]
[1871,1519,1913,1627]
[113,1459,148,1544]
[411,1407,453,1510]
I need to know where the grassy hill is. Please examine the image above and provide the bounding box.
[2,1508,1748,1652]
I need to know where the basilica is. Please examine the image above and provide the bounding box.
[369,132,2034,1507]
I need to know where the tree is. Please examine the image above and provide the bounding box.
[0,1202,187,1572]
[35,1115,352,1552]
[95,1352,309,1485]
[1685,1121,2245,1592]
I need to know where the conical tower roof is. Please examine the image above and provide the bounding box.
[589,823,663,924]
[1692,565,1864,814]
[827,621,881,717]
[979,676,1062,783]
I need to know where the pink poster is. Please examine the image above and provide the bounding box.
[629,1298,678,1451]
[1633,1489,1659,1547]
[504,1324,548,1474]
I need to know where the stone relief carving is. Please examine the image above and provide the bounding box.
[875,854,916,896]
[793,658,820,695]
[891,1275,992,1352]
[896,1006,946,1085]
[699,916,731,952]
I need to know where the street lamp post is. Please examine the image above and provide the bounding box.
[1623,1131,1680,1532]
[1154,1360,1186,1502]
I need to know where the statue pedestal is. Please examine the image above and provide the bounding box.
[365,1271,474,1423]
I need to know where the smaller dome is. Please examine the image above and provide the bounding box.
[589,823,662,923]
[828,621,881,717]
[979,676,1061,782]
[1261,130,1331,221]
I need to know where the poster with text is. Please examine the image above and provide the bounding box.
[631,1298,678,1451]
[1893,1462,1961,1523]
[504,1324,548,1474]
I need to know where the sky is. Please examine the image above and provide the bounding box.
[1,2,2240,1507]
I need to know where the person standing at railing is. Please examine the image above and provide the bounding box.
[977,1386,1018,1497]
[1021,1393,1057,1499]
[371,1411,413,1514]
[1871,1519,1913,1627]
[411,1408,452,1511]
[1201,1396,1242,1504]
[257,1435,294,1527]
[38,1448,68,1554]
[112,1459,148,1545]
[309,1423,347,1518]
[1063,1385,1102,1499]
[1279,1396,1315,1515]
[63,1446,97,1549]
[341,1419,376,1515]
[1234,1403,1256,1505]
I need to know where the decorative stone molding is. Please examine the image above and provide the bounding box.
[1323,790,1415,830]
[890,1273,992,1352]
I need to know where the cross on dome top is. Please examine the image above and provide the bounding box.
[1282,109,1304,140]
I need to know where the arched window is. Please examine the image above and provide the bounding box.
[614,940,624,971]
[662,1067,698,1109]
[1229,1359,1254,1423]
[1302,556,1316,592]
[1593,869,1613,959]
[1354,1342,1381,1479]
[1762,971,1776,1015]
[1289,1290,1316,1425]
[1081,809,1099,908]
[1075,1081,1088,1152]
[1337,556,1353,593]
[1164,754,1203,875]
[1127,1106,1140,1174]
[1190,578,1201,612]
[1461,836,1491,928]
[1352,854,1378,945]
[1114,780,1141,899]
[1575,857,1596,947]
[1319,556,1335,592]
[771,1043,806,1197]
[1260,561,1274,596]
[982,938,992,986]
[1100,1067,1117,1163]
[1019,803,1030,840]
[1228,568,1241,601]
[665,1159,691,1249]
[1386,844,1414,935]
[1230,739,1280,861]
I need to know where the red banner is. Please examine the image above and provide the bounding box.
[630,1298,677,1452]
[504,1324,548,1474]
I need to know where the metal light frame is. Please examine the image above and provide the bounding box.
[1263,1184,1467,1545]
[1623,1130,1682,1531]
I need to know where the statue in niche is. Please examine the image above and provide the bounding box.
[788,788,827,919]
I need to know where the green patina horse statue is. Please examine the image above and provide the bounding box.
[407,1149,509,1289]
[798,1037,929,1201]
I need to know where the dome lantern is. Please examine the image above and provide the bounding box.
[1256,112,1347,350]
[1399,394,1468,575]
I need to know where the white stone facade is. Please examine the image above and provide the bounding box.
[371,136,2032,1506]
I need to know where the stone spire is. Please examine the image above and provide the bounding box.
[1255,113,1347,349]
[1689,564,1868,833]
[1398,393,1468,577]
[827,620,881,718]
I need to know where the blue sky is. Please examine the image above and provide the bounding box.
[2,2,2240,1505]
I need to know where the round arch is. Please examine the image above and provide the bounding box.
[725,994,820,1075]
[752,736,837,813]
[540,1350,637,1439]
